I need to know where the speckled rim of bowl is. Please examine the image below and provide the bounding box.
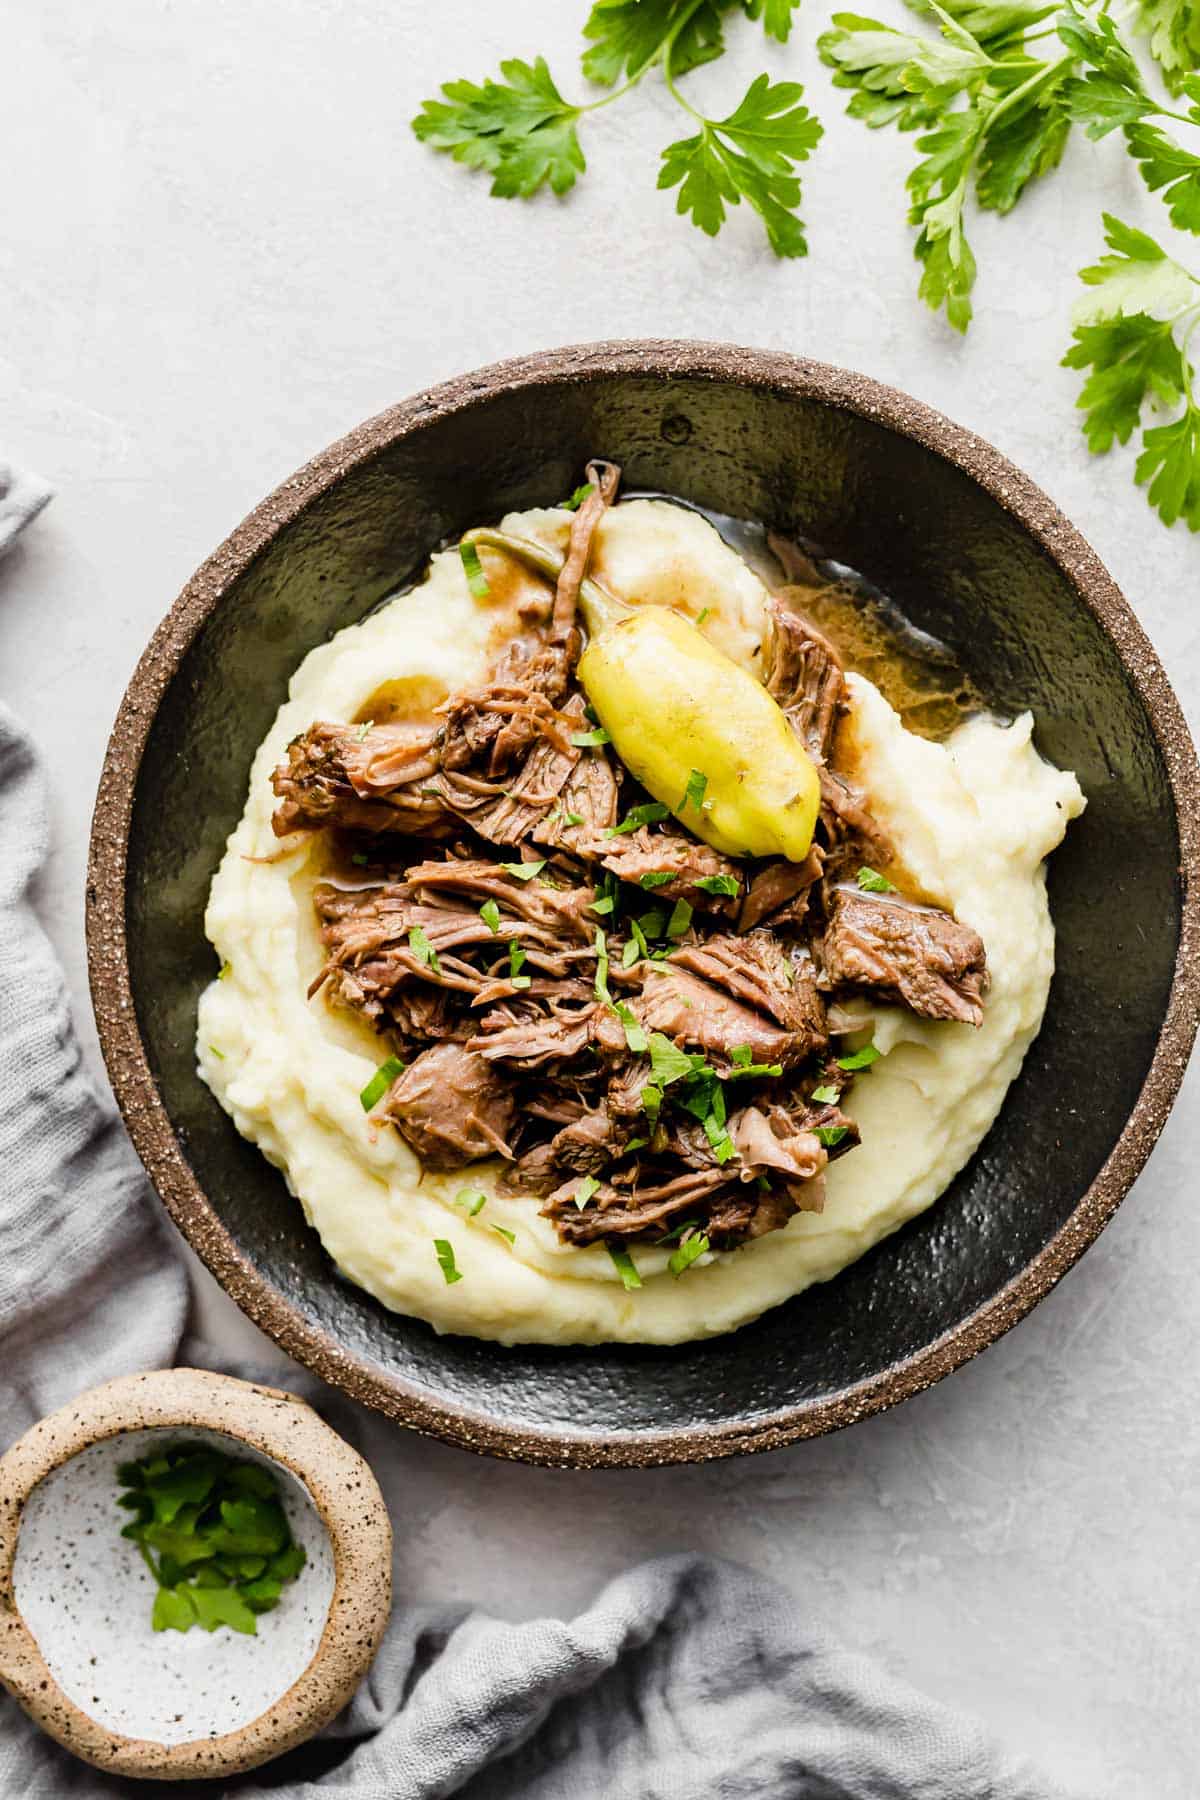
[0,1369,392,1781]
[85,341,1200,1470]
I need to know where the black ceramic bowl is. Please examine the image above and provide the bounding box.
[87,343,1200,1467]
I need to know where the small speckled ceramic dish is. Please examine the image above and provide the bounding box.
[0,1369,392,1781]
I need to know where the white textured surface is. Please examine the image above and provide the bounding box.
[14,1429,334,1745]
[1,3,1197,1795]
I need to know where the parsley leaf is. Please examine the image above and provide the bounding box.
[1063,213,1200,528]
[575,1174,601,1209]
[815,1125,850,1148]
[508,941,531,988]
[360,1055,405,1111]
[571,727,612,747]
[659,74,823,257]
[616,1002,649,1053]
[810,1083,841,1104]
[648,1031,696,1086]
[459,540,491,598]
[582,0,731,86]
[409,924,441,972]
[695,872,740,897]
[500,859,547,881]
[491,1224,517,1246]
[639,870,676,890]
[669,1231,711,1276]
[412,57,585,199]
[456,1187,488,1215]
[857,866,897,893]
[608,1244,643,1290]
[838,1043,882,1070]
[562,480,595,510]
[743,0,802,44]
[480,898,502,934]
[667,898,693,937]
[1136,407,1200,527]
[434,1238,463,1284]
[1124,122,1200,232]
[681,769,708,813]
[609,800,671,836]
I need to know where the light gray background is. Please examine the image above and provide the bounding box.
[3,3,1197,1795]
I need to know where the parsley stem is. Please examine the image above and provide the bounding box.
[661,0,713,123]
[578,75,647,114]
[984,54,1075,136]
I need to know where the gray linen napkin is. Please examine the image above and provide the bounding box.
[0,486,1082,1799]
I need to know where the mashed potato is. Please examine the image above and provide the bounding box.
[197,502,1084,1345]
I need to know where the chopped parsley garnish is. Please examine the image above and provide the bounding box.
[434,1238,463,1283]
[838,1044,881,1071]
[500,859,547,881]
[208,1044,224,1060]
[409,924,441,973]
[815,1125,849,1148]
[625,1135,649,1153]
[491,1224,516,1246]
[480,899,501,933]
[608,1245,643,1291]
[704,1114,737,1164]
[508,941,531,988]
[695,873,739,897]
[639,870,675,890]
[594,926,612,1007]
[217,960,231,980]
[648,1032,696,1087]
[460,541,490,597]
[359,1055,405,1111]
[563,810,585,827]
[666,898,693,938]
[695,607,711,625]
[636,910,667,942]
[563,481,595,511]
[810,1084,840,1104]
[656,1217,700,1245]
[590,895,615,915]
[609,800,670,837]
[641,1082,663,1123]
[351,852,370,867]
[116,1444,306,1636]
[669,1232,710,1278]
[621,936,641,969]
[725,1051,784,1079]
[681,769,708,814]
[354,719,374,743]
[575,1175,600,1210]
[455,1188,487,1216]
[857,866,896,894]
[616,1003,648,1054]
[571,727,612,748]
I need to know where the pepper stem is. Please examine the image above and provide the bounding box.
[459,528,631,635]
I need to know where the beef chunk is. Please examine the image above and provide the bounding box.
[737,851,823,934]
[379,1043,517,1168]
[821,885,988,1026]
[638,963,822,1072]
[763,597,846,763]
[668,931,825,1040]
[272,722,447,838]
[586,822,743,913]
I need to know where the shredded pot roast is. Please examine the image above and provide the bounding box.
[271,464,988,1256]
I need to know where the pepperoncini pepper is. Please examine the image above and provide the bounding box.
[459,527,821,863]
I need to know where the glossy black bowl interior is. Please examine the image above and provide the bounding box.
[122,354,1184,1458]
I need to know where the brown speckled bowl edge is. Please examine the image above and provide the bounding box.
[0,1369,392,1779]
[84,341,1200,1470]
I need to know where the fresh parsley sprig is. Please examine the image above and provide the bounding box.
[820,0,1200,332]
[1063,213,1200,528]
[413,2,819,256]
